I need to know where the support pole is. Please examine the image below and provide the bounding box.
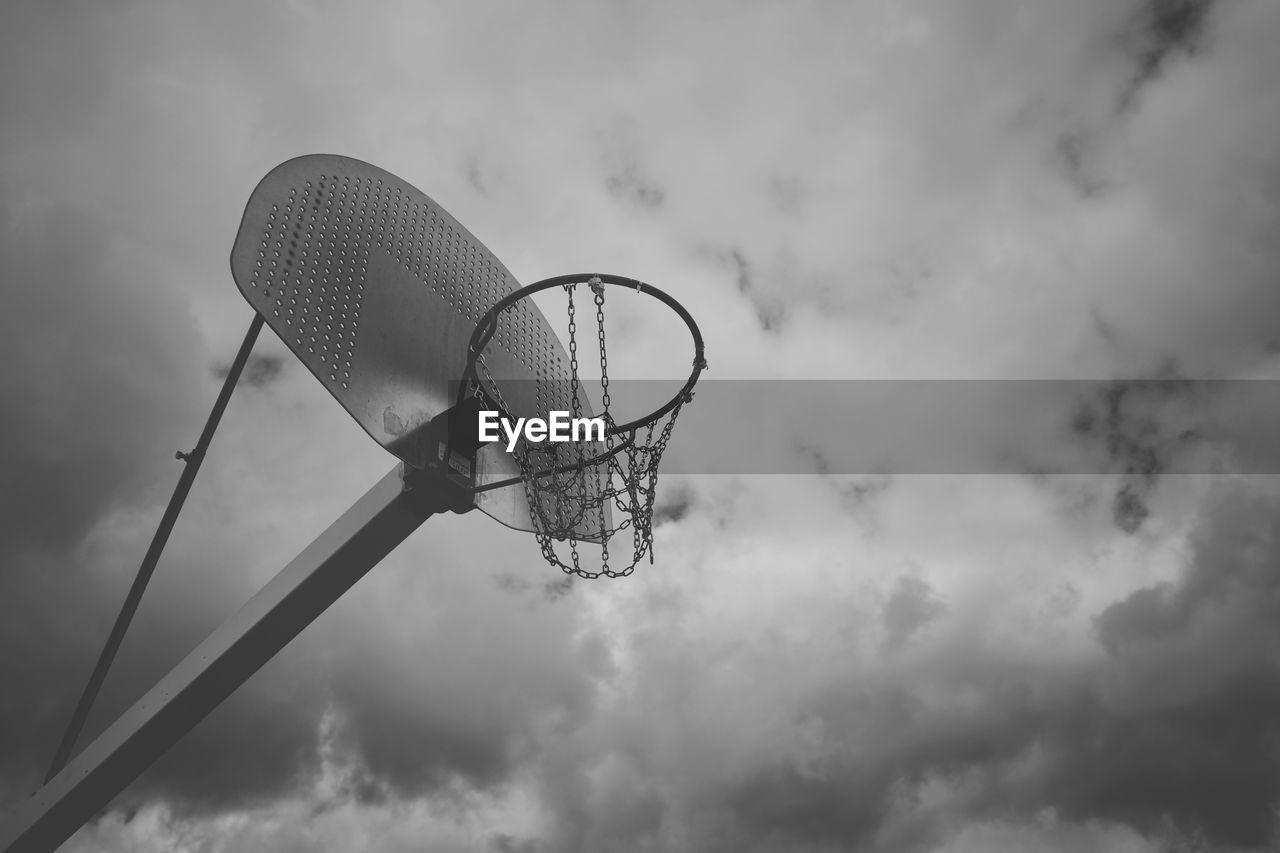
[1,464,444,853]
[46,314,266,782]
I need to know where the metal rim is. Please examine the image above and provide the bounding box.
[461,273,707,437]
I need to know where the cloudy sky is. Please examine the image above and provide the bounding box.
[4,0,1280,851]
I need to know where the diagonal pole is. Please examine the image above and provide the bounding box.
[3,464,443,853]
[45,314,265,782]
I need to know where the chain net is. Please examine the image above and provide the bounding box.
[474,277,690,578]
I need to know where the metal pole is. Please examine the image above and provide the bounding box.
[1,464,445,853]
[46,314,266,782]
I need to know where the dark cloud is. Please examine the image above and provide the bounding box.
[881,576,945,653]
[0,208,203,547]
[794,443,891,521]
[528,482,1280,852]
[245,355,285,388]
[1121,0,1218,98]
[488,834,549,853]
[1054,130,1109,198]
[962,484,1280,846]
[604,160,665,209]
[1110,479,1151,533]
[727,762,892,852]
[215,354,286,388]
[838,476,892,517]
[0,203,204,799]
[652,486,693,527]
[466,156,488,197]
[1040,492,1280,843]
[1040,680,1280,846]
[722,248,785,334]
[543,575,574,601]
[1068,373,1200,533]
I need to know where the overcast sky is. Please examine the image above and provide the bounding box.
[4,1,1280,851]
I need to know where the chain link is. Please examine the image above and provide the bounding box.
[592,277,611,415]
[472,276,693,579]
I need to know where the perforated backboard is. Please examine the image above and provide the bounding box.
[230,154,606,537]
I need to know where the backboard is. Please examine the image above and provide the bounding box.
[229,154,607,537]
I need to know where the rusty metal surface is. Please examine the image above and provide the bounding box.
[230,154,603,535]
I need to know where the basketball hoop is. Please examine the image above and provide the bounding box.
[6,157,711,853]
[458,273,706,578]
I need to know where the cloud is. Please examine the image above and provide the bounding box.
[515,478,1280,852]
[1035,482,1280,845]
[0,207,204,547]
[1120,0,1219,99]
[882,576,947,653]
[604,162,666,211]
[651,484,694,527]
[216,354,287,389]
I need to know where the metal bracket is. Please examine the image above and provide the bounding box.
[402,456,477,516]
